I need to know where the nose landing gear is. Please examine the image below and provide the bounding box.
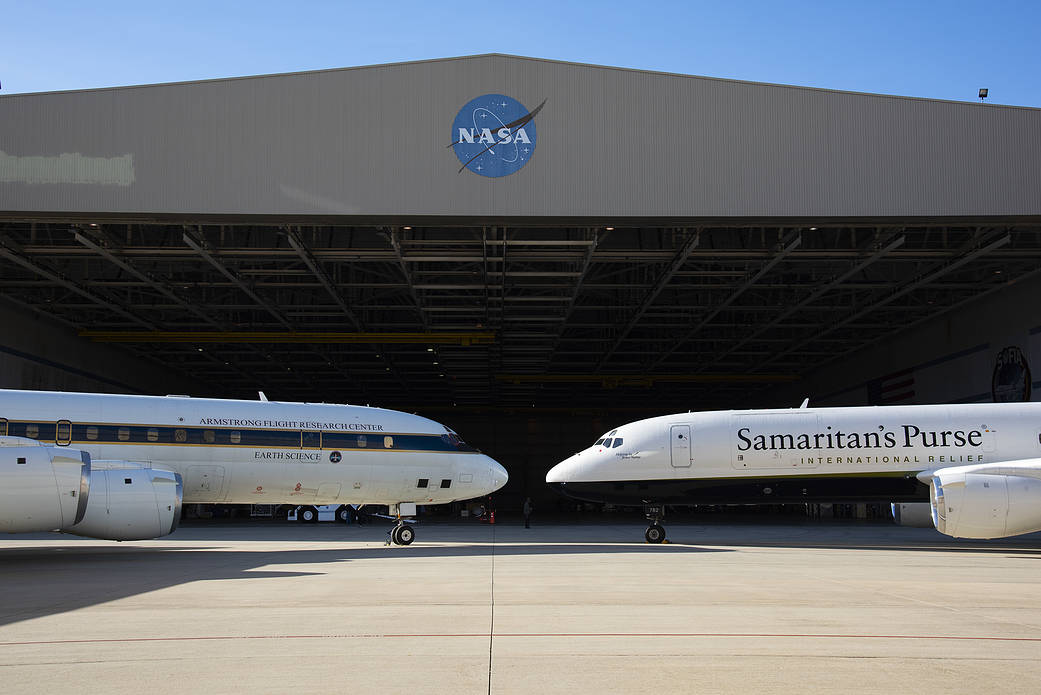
[385,502,418,546]
[390,521,415,545]
[644,505,666,543]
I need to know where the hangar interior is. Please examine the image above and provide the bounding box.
[2,55,1040,512]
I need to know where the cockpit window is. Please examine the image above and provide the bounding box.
[594,439,605,446]
[441,427,478,452]
[613,438,623,448]
[608,430,617,436]
[602,438,613,447]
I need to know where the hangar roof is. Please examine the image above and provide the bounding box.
[2,54,1040,220]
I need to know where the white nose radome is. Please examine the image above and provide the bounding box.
[489,458,508,492]
[545,455,575,484]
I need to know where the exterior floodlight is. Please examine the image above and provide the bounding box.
[978,88,988,101]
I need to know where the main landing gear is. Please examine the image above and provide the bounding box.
[385,502,417,546]
[644,505,666,544]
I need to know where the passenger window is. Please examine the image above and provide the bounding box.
[0,418,7,436]
[384,436,394,449]
[147,428,159,442]
[26,423,39,439]
[440,479,452,489]
[357,434,367,448]
[230,431,241,444]
[174,429,187,443]
[118,427,130,441]
[86,426,99,441]
[613,438,623,448]
[417,479,429,488]
[594,439,605,446]
[203,429,215,444]
[602,438,612,447]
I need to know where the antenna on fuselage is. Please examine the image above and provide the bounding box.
[799,398,809,409]
[258,391,269,402]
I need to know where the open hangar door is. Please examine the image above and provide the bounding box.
[2,221,1041,514]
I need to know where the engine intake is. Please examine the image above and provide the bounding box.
[0,438,90,533]
[931,465,1041,539]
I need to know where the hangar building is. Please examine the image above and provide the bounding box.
[2,54,1040,508]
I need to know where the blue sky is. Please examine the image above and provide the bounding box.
[4,1,1040,106]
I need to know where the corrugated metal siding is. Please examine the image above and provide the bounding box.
[1,54,1039,217]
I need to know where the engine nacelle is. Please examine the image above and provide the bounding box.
[68,463,183,541]
[931,464,1041,539]
[890,502,934,528]
[0,438,90,533]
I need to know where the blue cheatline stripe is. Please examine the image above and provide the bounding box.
[0,343,142,393]
[817,343,991,403]
[3,419,472,454]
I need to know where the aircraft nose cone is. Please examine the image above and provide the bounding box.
[488,457,508,492]
[545,456,573,484]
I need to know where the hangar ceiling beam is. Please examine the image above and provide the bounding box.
[557,229,599,328]
[283,227,363,330]
[649,233,802,371]
[754,232,1011,372]
[386,228,428,330]
[74,228,285,392]
[0,232,157,330]
[182,229,292,330]
[597,229,700,370]
[700,234,907,371]
[74,230,223,330]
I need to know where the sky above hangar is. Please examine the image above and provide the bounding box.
[3,0,1040,107]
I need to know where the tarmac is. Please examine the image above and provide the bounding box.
[1,517,1040,694]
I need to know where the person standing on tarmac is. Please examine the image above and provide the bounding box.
[523,497,533,529]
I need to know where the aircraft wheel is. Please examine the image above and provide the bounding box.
[645,524,666,543]
[300,506,318,523]
[394,525,415,545]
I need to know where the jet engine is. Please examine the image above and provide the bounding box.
[929,461,1041,539]
[69,463,183,541]
[0,439,90,533]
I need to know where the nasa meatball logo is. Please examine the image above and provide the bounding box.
[449,94,545,177]
[329,450,342,463]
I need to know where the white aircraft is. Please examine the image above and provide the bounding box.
[546,402,1041,543]
[0,389,507,545]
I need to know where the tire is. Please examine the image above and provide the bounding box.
[300,507,318,523]
[337,506,350,522]
[645,524,665,543]
[396,525,415,545]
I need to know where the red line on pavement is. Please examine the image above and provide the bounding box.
[2,632,1041,646]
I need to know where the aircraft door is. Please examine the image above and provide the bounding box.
[670,424,692,468]
[56,420,72,446]
[186,465,225,502]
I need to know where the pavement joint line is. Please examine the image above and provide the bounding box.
[4,633,1041,646]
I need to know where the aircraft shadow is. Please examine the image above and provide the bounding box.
[0,538,725,629]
